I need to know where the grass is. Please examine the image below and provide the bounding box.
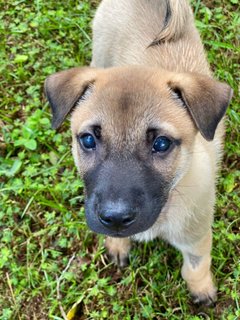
[0,0,239,319]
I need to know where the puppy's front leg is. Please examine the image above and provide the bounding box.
[180,230,217,306]
[105,237,131,267]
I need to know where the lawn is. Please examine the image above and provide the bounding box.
[0,0,239,319]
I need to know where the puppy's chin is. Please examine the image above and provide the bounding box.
[84,200,165,238]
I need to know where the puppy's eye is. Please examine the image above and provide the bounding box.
[152,136,172,153]
[80,134,96,150]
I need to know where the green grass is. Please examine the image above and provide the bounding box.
[0,0,239,319]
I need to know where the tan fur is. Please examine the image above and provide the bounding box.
[181,231,217,304]
[105,237,131,267]
[91,0,210,74]
[152,0,193,43]
[45,0,233,305]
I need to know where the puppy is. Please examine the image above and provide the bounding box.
[45,0,232,306]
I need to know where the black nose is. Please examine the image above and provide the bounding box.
[98,201,136,231]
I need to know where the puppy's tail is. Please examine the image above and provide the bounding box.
[150,0,193,46]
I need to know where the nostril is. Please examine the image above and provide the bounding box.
[122,214,135,225]
[99,213,113,226]
[102,217,112,224]
[123,217,132,224]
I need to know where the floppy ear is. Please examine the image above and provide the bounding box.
[168,73,233,141]
[44,67,98,129]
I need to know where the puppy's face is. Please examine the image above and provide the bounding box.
[45,66,232,237]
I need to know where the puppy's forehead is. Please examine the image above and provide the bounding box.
[97,78,160,125]
[72,68,195,141]
[95,69,176,124]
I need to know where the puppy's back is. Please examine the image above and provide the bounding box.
[91,0,210,75]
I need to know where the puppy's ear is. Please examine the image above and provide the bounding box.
[44,67,99,129]
[168,73,233,141]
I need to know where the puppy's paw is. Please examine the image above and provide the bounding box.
[105,237,131,268]
[191,286,217,307]
[107,252,129,268]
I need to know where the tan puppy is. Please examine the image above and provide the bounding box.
[45,0,232,306]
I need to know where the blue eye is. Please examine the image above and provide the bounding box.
[80,134,96,150]
[152,136,172,153]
